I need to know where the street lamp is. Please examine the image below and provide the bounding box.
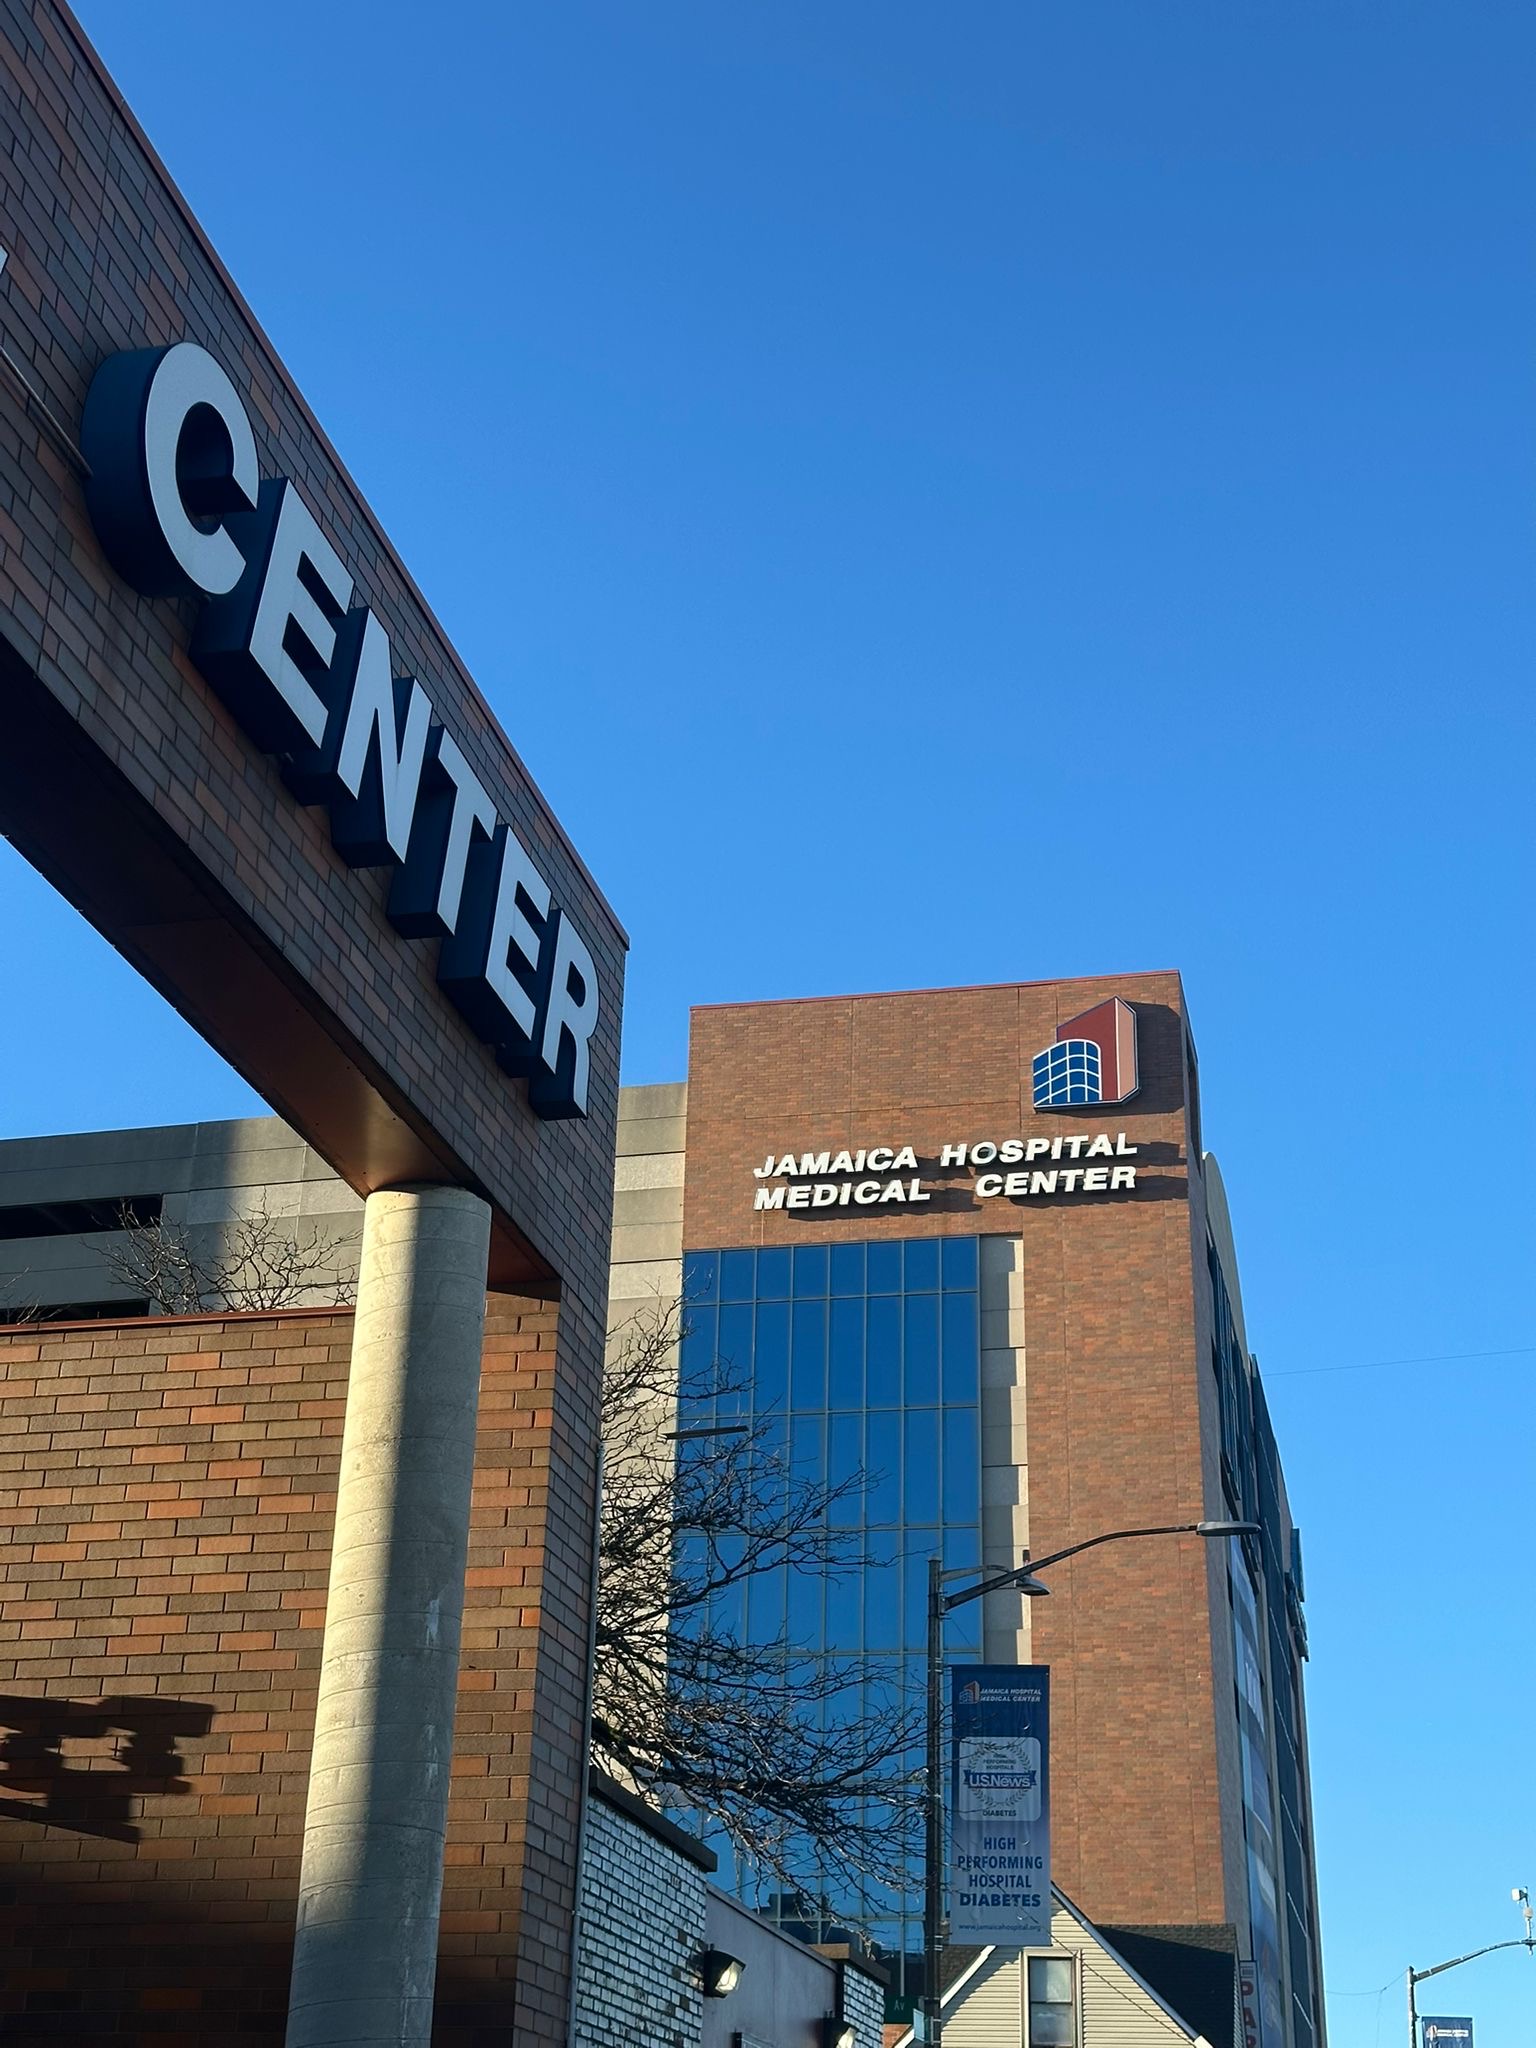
[922,1520,1260,2048]
[1405,1891,1534,2048]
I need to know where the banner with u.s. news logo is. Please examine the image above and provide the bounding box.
[950,1665,1050,1945]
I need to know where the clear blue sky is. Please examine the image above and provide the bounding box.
[8,2,1533,2038]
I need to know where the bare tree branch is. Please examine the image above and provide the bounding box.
[97,1199,357,1314]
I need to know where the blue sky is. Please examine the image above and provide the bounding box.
[9,2,1534,2037]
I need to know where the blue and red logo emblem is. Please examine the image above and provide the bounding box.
[1031,998,1139,1109]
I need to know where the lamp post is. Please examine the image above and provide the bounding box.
[921,1519,1260,2048]
[1406,1891,1534,2048]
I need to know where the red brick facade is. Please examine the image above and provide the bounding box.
[0,1299,593,2045]
[683,974,1243,1937]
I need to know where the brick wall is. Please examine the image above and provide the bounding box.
[0,1297,598,2046]
[681,975,1237,1932]
[573,1778,712,2048]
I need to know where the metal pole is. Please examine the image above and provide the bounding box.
[1406,1967,1416,2048]
[925,1556,944,2048]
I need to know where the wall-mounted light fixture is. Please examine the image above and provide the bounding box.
[699,1948,746,1998]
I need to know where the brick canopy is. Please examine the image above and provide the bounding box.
[0,0,625,1296]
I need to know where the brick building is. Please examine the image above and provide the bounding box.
[610,974,1323,2048]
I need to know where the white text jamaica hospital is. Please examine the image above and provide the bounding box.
[750,1134,1141,1211]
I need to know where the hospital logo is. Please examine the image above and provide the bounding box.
[1032,998,1139,1110]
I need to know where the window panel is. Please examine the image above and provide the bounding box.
[682,1250,718,1304]
[828,1296,864,1410]
[828,1413,863,1526]
[903,1239,940,1293]
[866,1296,901,1406]
[790,1299,827,1408]
[943,1408,980,1525]
[903,1294,939,1406]
[753,1300,789,1415]
[941,1236,978,1291]
[826,1564,860,1645]
[904,1409,939,1523]
[865,1532,901,1649]
[719,1248,756,1302]
[717,1302,754,1378]
[1030,1957,1075,2006]
[865,1411,900,1526]
[678,1305,718,1414]
[756,1245,791,1299]
[867,1241,901,1294]
[941,1291,979,1405]
[830,1242,865,1296]
[903,1535,939,1650]
[791,1413,825,1490]
[747,1562,786,1645]
[1030,2004,1074,2047]
[787,1559,823,1646]
[792,1244,829,1297]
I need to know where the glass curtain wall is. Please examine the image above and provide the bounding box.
[678,1237,984,2006]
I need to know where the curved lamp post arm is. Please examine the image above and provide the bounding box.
[943,1521,1260,1612]
[1406,1931,1536,2048]
[1413,1936,1536,1985]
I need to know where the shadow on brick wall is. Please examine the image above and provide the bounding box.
[0,1694,215,1843]
[0,1857,525,2044]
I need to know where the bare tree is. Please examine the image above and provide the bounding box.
[97,1199,357,1314]
[594,1297,923,1899]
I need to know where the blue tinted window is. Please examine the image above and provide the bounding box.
[787,1559,822,1644]
[790,1300,826,1408]
[828,1414,863,1526]
[866,1296,901,1406]
[903,1294,939,1406]
[753,1300,789,1414]
[679,1305,717,1400]
[826,1566,860,1645]
[865,1411,900,1526]
[717,1302,754,1378]
[941,1237,978,1290]
[904,1239,940,1293]
[790,1412,825,1490]
[867,1242,901,1294]
[719,1249,756,1302]
[865,1532,901,1648]
[904,1410,939,1523]
[941,1292,979,1405]
[747,1563,786,1645]
[682,1235,985,1953]
[828,1297,864,1410]
[943,1408,980,1525]
[830,1242,865,1296]
[757,1246,791,1299]
[682,1250,718,1304]
[793,1244,829,1296]
[903,1536,939,1648]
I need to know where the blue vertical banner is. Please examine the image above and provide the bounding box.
[1422,2021,1473,2048]
[949,1665,1051,1945]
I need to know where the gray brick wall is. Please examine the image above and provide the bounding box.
[574,1787,710,2048]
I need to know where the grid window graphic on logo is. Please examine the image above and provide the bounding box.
[1032,1038,1101,1107]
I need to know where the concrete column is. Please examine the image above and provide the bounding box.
[286,1185,492,2048]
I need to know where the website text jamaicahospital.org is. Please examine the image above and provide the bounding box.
[750,1133,1141,1210]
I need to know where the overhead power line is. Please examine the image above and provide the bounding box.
[1269,1345,1535,1381]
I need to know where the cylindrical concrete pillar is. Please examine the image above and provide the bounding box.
[286,1184,492,2048]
